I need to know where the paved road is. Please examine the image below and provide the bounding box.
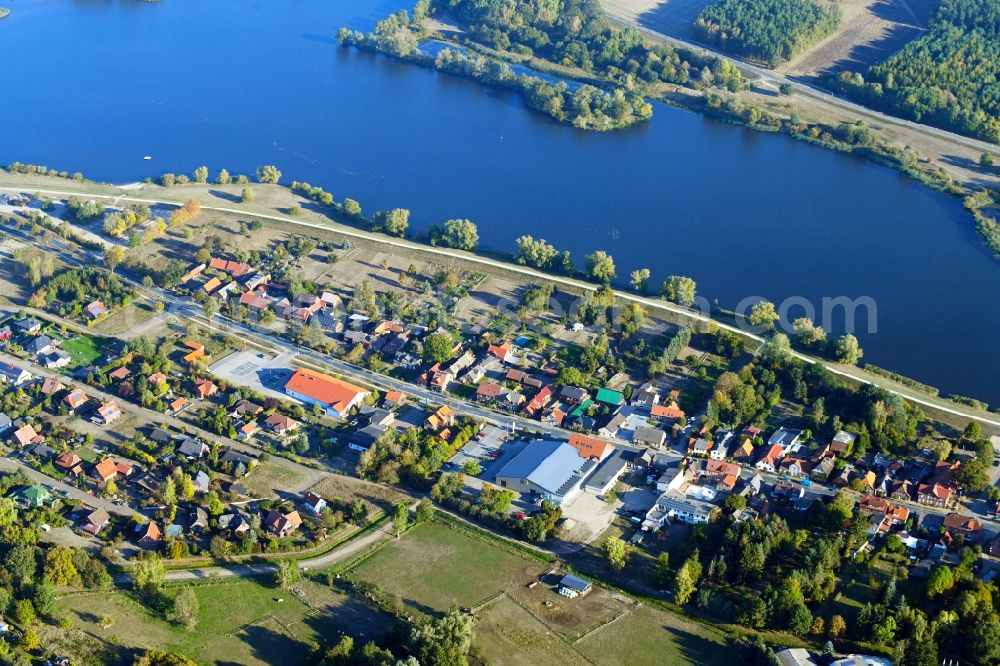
[599,4,1000,160]
[2,185,997,430]
[0,457,140,518]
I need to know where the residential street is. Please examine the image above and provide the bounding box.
[0,457,140,518]
[0,347,324,494]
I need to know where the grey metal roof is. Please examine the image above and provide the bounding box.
[559,574,591,591]
[495,440,586,497]
[584,449,628,491]
[769,428,802,447]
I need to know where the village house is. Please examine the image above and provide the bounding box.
[194,378,219,399]
[55,452,83,476]
[754,444,783,473]
[382,390,406,410]
[942,513,981,542]
[810,456,836,482]
[424,405,454,431]
[779,457,810,477]
[523,385,553,417]
[302,491,327,515]
[689,438,712,457]
[135,521,163,547]
[40,350,71,369]
[264,509,303,537]
[890,480,914,502]
[84,300,108,320]
[476,382,504,404]
[710,430,733,460]
[917,482,954,508]
[265,413,301,435]
[829,430,857,455]
[108,366,131,382]
[633,426,667,449]
[96,400,122,425]
[91,458,119,486]
[768,428,803,454]
[731,437,755,462]
[501,391,525,412]
[595,388,624,408]
[631,383,661,408]
[643,493,715,529]
[177,437,209,459]
[22,335,54,357]
[81,508,110,535]
[12,317,41,335]
[39,377,64,396]
[11,424,41,447]
[230,399,264,419]
[487,342,517,365]
[0,363,32,386]
[649,400,685,424]
[193,470,211,494]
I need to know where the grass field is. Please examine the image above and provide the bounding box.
[242,460,307,498]
[474,596,589,666]
[576,603,734,666]
[307,473,407,513]
[58,334,103,368]
[348,521,739,665]
[47,578,393,666]
[91,300,160,336]
[351,522,545,613]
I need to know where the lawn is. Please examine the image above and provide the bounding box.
[575,603,735,666]
[46,578,393,666]
[307,473,407,514]
[350,522,546,613]
[59,334,103,368]
[242,461,306,498]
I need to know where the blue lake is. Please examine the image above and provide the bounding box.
[1,0,998,405]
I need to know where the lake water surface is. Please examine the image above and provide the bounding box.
[1,0,998,405]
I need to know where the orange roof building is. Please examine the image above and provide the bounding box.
[425,405,454,431]
[283,368,369,418]
[183,341,205,364]
[567,433,612,461]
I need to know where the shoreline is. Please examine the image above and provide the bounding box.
[345,12,1000,261]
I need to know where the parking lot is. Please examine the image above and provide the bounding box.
[449,425,512,473]
[209,349,298,403]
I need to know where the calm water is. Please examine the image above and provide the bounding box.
[2,0,998,405]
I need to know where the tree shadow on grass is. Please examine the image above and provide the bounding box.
[239,623,313,665]
[208,189,243,204]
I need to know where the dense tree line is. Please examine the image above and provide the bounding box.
[826,0,1000,143]
[693,0,841,66]
[436,0,723,89]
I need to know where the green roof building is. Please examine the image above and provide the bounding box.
[595,388,624,406]
[20,484,51,508]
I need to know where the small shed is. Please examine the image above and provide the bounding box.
[557,574,593,599]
